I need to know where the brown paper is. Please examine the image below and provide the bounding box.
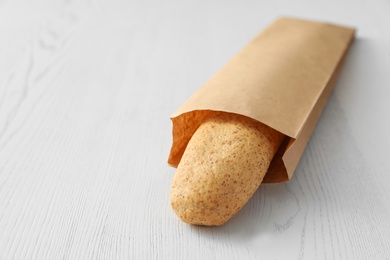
[168,17,355,183]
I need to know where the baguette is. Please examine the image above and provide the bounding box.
[170,113,284,226]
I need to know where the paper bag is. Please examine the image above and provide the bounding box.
[168,17,355,183]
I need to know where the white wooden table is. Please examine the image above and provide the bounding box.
[1,0,390,259]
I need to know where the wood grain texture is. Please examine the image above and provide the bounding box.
[0,0,390,259]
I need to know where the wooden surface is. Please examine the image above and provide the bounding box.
[1,0,390,259]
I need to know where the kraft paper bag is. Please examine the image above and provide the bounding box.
[168,17,355,183]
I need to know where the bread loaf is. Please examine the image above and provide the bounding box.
[170,113,284,226]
